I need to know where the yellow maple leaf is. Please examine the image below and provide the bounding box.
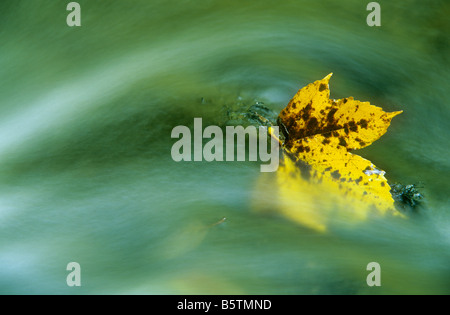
[254,74,403,232]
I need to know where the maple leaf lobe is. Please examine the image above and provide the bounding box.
[278,74,402,152]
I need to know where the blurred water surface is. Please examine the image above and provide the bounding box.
[0,0,449,294]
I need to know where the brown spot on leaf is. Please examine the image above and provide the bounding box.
[355,137,366,147]
[327,108,338,123]
[331,170,341,180]
[348,121,358,132]
[339,137,347,147]
[360,119,368,129]
[306,117,319,131]
[300,102,313,122]
[355,176,363,184]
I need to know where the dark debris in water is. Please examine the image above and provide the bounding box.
[222,100,278,128]
[391,183,425,213]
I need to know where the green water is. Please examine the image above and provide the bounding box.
[0,0,449,294]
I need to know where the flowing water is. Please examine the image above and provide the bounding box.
[0,0,449,294]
